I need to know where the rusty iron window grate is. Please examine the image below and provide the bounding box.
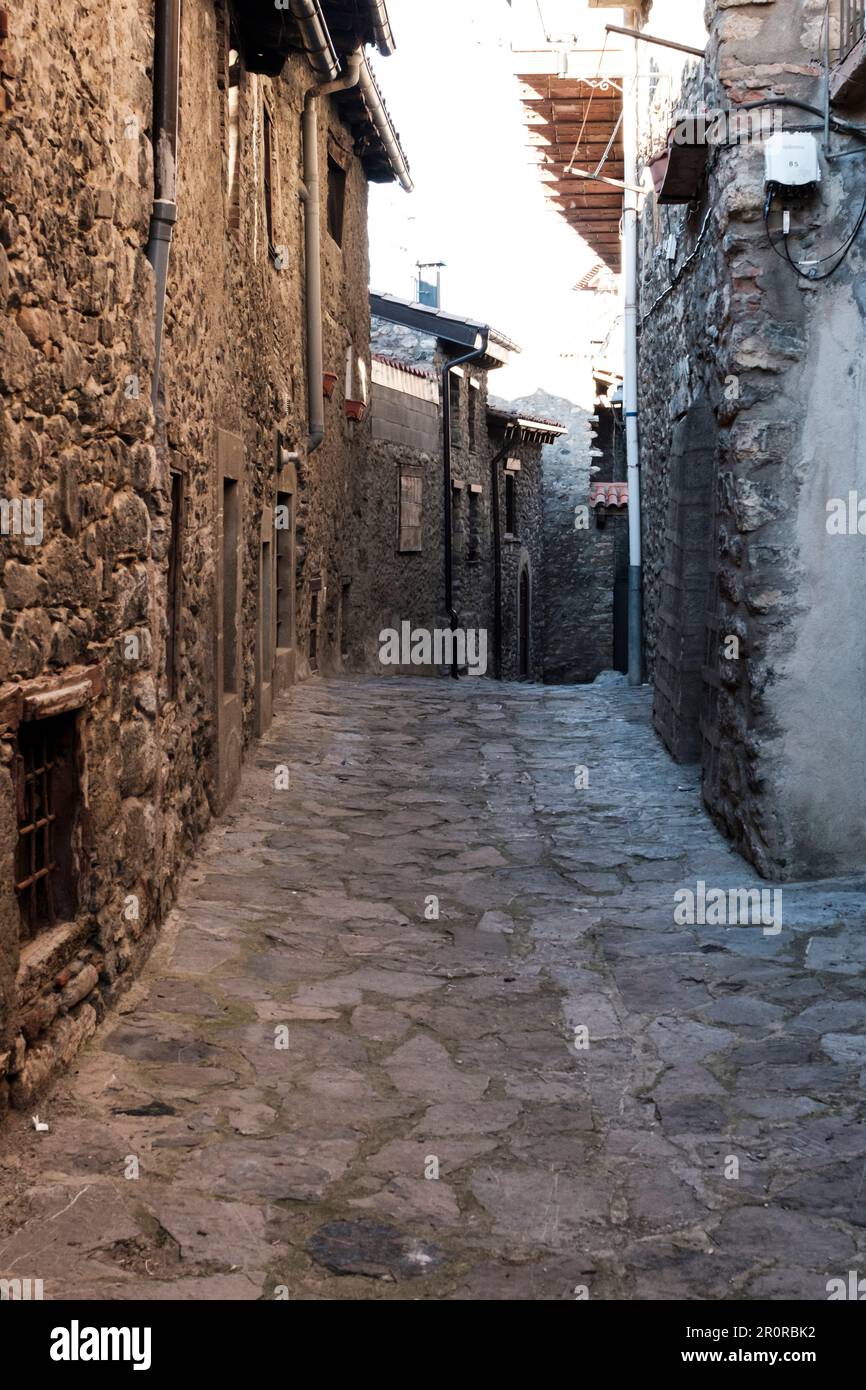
[15,714,79,941]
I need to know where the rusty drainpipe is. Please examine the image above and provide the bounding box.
[145,0,182,410]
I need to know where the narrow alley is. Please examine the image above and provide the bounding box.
[1,678,864,1301]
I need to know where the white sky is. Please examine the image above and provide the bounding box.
[368,0,604,402]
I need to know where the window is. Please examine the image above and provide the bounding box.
[327,155,346,246]
[309,578,323,671]
[451,483,464,558]
[261,538,273,677]
[449,373,462,448]
[341,579,351,660]
[167,469,184,700]
[468,382,478,452]
[222,9,242,233]
[222,477,240,693]
[263,101,276,252]
[275,491,295,652]
[505,472,517,536]
[468,488,480,562]
[15,713,80,940]
[398,466,423,553]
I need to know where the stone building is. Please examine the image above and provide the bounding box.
[360,294,565,681]
[0,0,409,1109]
[513,0,866,880]
[507,382,629,686]
[636,0,866,879]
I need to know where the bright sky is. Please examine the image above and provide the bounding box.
[368,0,602,402]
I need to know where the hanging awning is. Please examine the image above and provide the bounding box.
[517,72,624,273]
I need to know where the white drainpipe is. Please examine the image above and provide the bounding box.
[622,29,643,685]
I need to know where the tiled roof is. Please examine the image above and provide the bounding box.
[371,352,436,380]
[590,482,629,509]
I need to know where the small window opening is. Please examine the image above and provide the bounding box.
[167,470,184,700]
[225,19,242,232]
[327,155,346,246]
[341,579,351,660]
[398,467,423,553]
[505,472,517,536]
[222,477,240,694]
[276,491,295,652]
[309,580,322,671]
[261,538,273,678]
[263,102,275,251]
[449,374,462,448]
[468,489,480,562]
[15,712,80,941]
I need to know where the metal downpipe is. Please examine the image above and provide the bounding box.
[441,337,488,679]
[145,0,181,411]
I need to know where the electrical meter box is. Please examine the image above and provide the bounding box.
[764,131,821,190]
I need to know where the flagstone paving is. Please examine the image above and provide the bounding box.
[2,677,866,1300]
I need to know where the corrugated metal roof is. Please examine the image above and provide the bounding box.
[371,352,436,379]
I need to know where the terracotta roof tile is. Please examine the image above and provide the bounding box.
[589,482,629,509]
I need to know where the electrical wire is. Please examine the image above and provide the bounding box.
[565,29,611,174]
[739,97,866,145]
[764,186,866,281]
[639,205,714,325]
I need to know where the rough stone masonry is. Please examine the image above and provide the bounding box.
[637,0,866,879]
[1,678,865,1300]
[0,0,403,1110]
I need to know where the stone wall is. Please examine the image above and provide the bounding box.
[357,344,501,676]
[637,0,866,878]
[490,424,546,682]
[352,358,444,671]
[0,0,376,1108]
[504,389,624,684]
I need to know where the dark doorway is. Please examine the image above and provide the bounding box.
[653,396,716,763]
[519,568,530,678]
[613,527,629,674]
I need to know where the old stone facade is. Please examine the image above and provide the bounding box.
[637,0,866,878]
[0,0,407,1109]
[360,298,564,681]
[518,384,629,686]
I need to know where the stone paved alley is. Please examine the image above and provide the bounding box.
[1,678,866,1301]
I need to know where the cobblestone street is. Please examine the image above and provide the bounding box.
[1,678,865,1301]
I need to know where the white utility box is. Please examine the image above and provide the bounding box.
[764,131,821,190]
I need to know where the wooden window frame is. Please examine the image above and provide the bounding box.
[263,98,276,256]
[166,463,186,702]
[398,465,423,554]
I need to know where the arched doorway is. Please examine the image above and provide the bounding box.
[519,567,530,678]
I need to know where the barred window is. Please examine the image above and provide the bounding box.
[15,713,80,940]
